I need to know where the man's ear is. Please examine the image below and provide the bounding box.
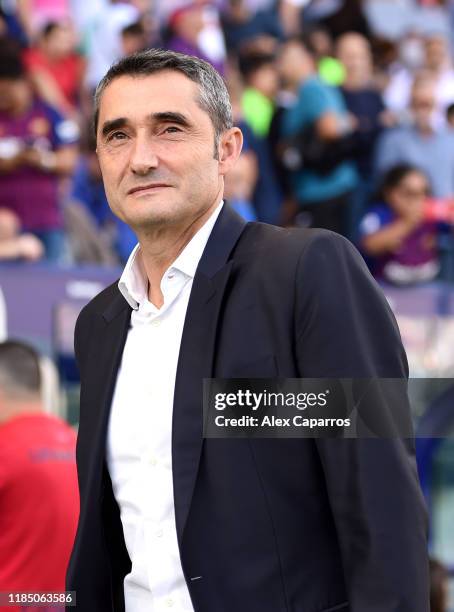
[218,127,243,176]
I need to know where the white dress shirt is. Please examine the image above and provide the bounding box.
[106,202,223,612]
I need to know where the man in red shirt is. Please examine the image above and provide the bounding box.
[23,21,85,118]
[0,341,79,612]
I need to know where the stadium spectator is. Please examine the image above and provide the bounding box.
[228,62,283,223]
[120,19,147,56]
[385,33,454,128]
[23,20,85,118]
[359,164,446,284]
[376,74,454,198]
[382,31,426,124]
[0,341,78,611]
[238,50,278,137]
[0,208,44,261]
[167,3,227,75]
[337,31,391,236]
[0,43,78,261]
[225,69,258,222]
[277,36,358,235]
[85,1,141,92]
[337,32,388,181]
[304,24,345,86]
[65,131,137,264]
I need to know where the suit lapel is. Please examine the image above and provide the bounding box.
[172,204,247,543]
[83,294,131,495]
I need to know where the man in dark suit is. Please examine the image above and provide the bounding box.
[67,49,429,611]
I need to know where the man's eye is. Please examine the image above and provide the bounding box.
[164,126,181,134]
[107,131,127,142]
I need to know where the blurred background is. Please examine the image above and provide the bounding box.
[0,0,454,609]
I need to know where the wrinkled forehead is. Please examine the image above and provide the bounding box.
[103,70,200,101]
[97,71,205,118]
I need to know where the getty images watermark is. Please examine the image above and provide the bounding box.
[213,388,340,428]
[203,379,416,438]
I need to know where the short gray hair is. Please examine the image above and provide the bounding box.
[93,48,233,156]
[0,341,41,400]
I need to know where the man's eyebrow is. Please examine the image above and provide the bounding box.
[100,117,128,139]
[150,111,192,127]
[100,112,192,139]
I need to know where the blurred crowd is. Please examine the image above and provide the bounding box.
[1,0,454,286]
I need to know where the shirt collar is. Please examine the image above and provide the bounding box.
[118,200,224,310]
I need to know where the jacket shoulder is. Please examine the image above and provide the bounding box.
[235,222,357,263]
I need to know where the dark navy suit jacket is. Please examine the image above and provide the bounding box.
[67,204,429,611]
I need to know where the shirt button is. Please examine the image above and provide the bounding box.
[166,598,174,607]
[149,457,157,466]
[151,319,161,327]
[156,528,163,538]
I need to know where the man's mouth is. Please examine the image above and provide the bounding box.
[127,183,170,195]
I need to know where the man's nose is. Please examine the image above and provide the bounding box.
[129,135,159,175]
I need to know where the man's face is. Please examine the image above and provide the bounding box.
[0,78,27,113]
[387,171,429,220]
[251,64,279,99]
[337,35,372,82]
[278,42,313,88]
[96,71,227,233]
[44,23,77,58]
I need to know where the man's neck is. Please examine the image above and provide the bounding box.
[343,75,368,91]
[0,400,42,425]
[137,200,220,308]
